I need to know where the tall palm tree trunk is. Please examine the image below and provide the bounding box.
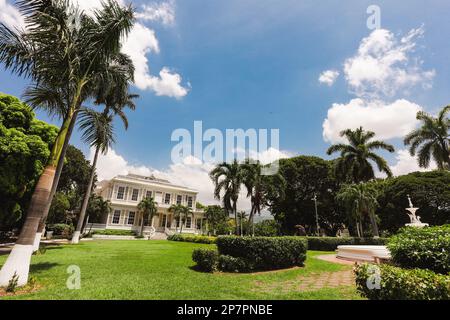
[233,201,239,236]
[71,146,99,244]
[0,105,78,286]
[368,210,379,238]
[180,214,184,234]
[140,212,145,237]
[33,111,78,251]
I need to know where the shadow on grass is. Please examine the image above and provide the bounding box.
[30,262,60,273]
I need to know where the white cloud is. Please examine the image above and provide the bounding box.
[0,0,24,29]
[344,27,435,98]
[318,70,339,86]
[92,147,292,209]
[322,98,422,143]
[136,1,175,26]
[0,0,189,99]
[390,149,437,176]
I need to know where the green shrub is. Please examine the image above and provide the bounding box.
[46,224,74,238]
[354,263,450,300]
[217,236,307,271]
[253,220,280,237]
[306,237,388,251]
[192,248,219,272]
[218,255,249,273]
[387,225,450,274]
[92,229,136,236]
[168,234,217,244]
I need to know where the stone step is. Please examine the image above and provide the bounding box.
[150,232,168,240]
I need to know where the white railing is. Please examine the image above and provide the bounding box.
[164,227,174,236]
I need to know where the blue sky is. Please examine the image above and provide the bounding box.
[1,0,450,205]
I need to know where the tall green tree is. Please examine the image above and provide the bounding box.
[241,160,285,236]
[0,0,135,287]
[169,204,184,233]
[138,197,158,237]
[268,156,344,235]
[336,182,380,237]
[0,93,58,231]
[204,205,228,236]
[404,106,450,170]
[327,127,395,183]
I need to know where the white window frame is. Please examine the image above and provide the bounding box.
[127,211,136,225]
[116,186,125,200]
[186,216,192,228]
[112,210,121,224]
[145,190,152,199]
[176,195,182,205]
[187,196,193,208]
[131,188,139,201]
[164,193,171,205]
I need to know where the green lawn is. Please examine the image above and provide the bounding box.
[0,240,362,300]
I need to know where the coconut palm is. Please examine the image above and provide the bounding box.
[71,87,137,244]
[138,197,158,237]
[0,0,135,286]
[210,159,243,235]
[336,183,380,237]
[168,204,184,233]
[404,106,450,170]
[180,206,193,234]
[241,160,285,236]
[327,127,395,183]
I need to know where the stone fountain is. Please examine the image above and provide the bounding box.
[405,195,428,228]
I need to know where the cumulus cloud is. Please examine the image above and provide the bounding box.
[92,147,293,209]
[390,149,437,176]
[0,0,189,99]
[136,0,175,26]
[323,98,422,143]
[344,27,435,98]
[318,70,339,86]
[0,0,24,29]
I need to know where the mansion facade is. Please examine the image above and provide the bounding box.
[88,174,205,235]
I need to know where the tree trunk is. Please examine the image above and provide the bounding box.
[355,217,361,237]
[233,202,238,236]
[0,166,56,286]
[180,215,184,234]
[369,210,379,238]
[33,111,78,251]
[71,147,99,244]
[140,212,145,237]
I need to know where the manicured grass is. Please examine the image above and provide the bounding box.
[0,240,362,300]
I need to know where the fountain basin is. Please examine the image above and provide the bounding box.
[336,245,391,263]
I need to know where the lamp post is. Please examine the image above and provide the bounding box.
[312,193,320,236]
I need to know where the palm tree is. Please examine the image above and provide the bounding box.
[210,159,243,235]
[0,0,135,287]
[168,204,184,233]
[180,206,193,234]
[138,197,158,237]
[241,160,285,236]
[404,106,450,170]
[336,183,380,237]
[327,127,395,183]
[71,89,137,244]
[85,196,112,235]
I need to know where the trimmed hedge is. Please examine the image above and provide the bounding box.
[46,224,74,238]
[192,248,218,272]
[306,237,388,251]
[92,229,136,236]
[354,263,450,300]
[387,225,450,274]
[218,255,248,273]
[216,236,307,271]
[167,234,217,244]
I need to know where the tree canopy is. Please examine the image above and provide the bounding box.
[0,93,58,230]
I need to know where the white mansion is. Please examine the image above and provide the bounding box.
[88,174,205,236]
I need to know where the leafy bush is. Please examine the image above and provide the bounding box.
[218,255,249,273]
[167,234,217,244]
[46,224,74,238]
[253,220,280,237]
[217,236,307,271]
[92,229,136,236]
[192,249,219,272]
[354,263,450,300]
[306,237,388,251]
[387,225,450,274]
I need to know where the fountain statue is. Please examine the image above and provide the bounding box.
[405,194,429,228]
